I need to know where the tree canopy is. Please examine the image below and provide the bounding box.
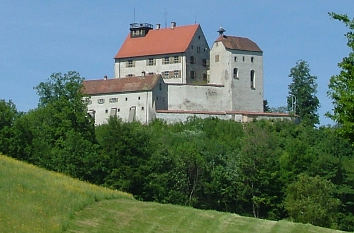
[327,13,354,144]
[287,60,319,126]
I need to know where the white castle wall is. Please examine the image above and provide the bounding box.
[167,84,230,112]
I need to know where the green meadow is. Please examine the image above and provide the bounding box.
[0,154,345,233]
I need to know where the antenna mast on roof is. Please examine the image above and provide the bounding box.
[164,9,167,28]
[133,8,136,23]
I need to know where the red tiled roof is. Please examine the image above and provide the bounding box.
[115,24,200,59]
[216,35,262,52]
[82,75,161,95]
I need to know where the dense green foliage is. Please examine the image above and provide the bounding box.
[287,60,320,126]
[284,174,340,227]
[3,104,353,230]
[1,155,342,233]
[328,13,354,144]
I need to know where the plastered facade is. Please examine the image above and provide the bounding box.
[209,41,264,112]
[86,78,167,125]
[114,27,209,84]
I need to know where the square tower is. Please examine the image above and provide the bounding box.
[209,29,264,112]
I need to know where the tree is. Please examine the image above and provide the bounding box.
[287,60,320,126]
[34,71,95,142]
[263,100,271,112]
[237,122,283,219]
[0,99,18,155]
[16,71,98,179]
[284,173,340,228]
[327,13,354,144]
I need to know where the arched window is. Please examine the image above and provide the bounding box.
[233,68,239,79]
[250,70,255,89]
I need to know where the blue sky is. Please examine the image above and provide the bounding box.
[0,0,353,125]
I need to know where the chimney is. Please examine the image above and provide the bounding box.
[171,21,176,29]
[156,24,160,30]
[104,75,108,80]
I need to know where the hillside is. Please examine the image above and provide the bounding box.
[0,154,344,233]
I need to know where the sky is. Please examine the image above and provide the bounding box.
[0,0,353,125]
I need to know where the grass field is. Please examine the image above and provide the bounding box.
[0,154,345,233]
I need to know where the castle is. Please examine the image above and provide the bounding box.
[83,22,292,124]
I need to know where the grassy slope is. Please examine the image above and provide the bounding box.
[0,155,344,233]
[0,155,132,233]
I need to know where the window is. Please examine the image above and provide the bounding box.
[198,35,201,40]
[83,98,92,105]
[203,73,207,81]
[173,70,180,78]
[197,46,200,53]
[162,71,169,79]
[97,98,105,104]
[251,57,254,63]
[191,45,194,49]
[243,56,245,62]
[105,109,108,114]
[233,68,239,79]
[215,55,219,62]
[141,106,144,110]
[159,82,162,91]
[190,71,196,79]
[126,60,134,67]
[138,96,140,100]
[147,58,155,66]
[202,59,207,67]
[126,74,134,77]
[88,110,95,118]
[234,56,238,62]
[109,97,118,103]
[118,108,120,112]
[148,72,154,75]
[125,97,128,101]
[250,70,255,89]
[190,56,195,64]
[162,57,170,64]
[173,56,180,63]
[110,108,117,116]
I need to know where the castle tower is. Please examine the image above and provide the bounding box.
[209,28,264,112]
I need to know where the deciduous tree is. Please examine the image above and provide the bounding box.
[287,60,319,126]
[327,13,354,144]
